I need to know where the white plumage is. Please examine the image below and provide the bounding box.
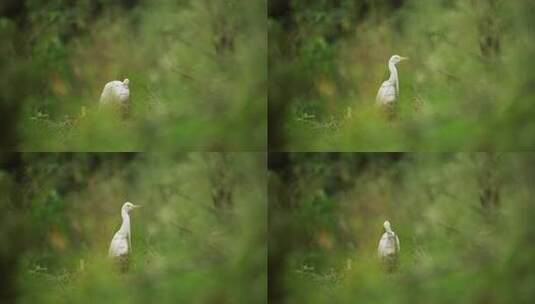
[378,220,400,271]
[99,79,130,114]
[376,55,408,105]
[108,202,140,265]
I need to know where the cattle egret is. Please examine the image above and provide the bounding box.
[378,220,400,271]
[99,78,130,116]
[108,202,140,271]
[376,55,409,105]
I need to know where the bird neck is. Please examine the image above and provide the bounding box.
[118,209,131,235]
[388,62,398,84]
[388,62,400,95]
[385,227,393,233]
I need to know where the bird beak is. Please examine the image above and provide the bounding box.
[400,56,409,61]
[133,205,141,209]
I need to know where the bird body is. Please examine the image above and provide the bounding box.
[378,220,400,271]
[377,79,397,105]
[376,55,408,105]
[108,202,140,271]
[99,79,130,115]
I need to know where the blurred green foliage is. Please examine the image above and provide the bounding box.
[1,0,266,151]
[269,0,535,150]
[0,152,266,303]
[269,153,535,303]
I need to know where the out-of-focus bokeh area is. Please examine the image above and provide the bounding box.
[269,0,535,150]
[269,153,535,303]
[0,0,266,151]
[0,152,266,303]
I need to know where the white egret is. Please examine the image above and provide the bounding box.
[376,55,409,105]
[99,78,130,116]
[108,202,141,271]
[378,220,400,271]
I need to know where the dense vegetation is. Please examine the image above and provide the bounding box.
[0,153,266,303]
[4,1,535,303]
[0,0,266,151]
[269,153,535,303]
[269,0,535,150]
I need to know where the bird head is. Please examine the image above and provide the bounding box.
[383,220,393,232]
[122,201,141,213]
[389,55,409,65]
[123,79,130,86]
